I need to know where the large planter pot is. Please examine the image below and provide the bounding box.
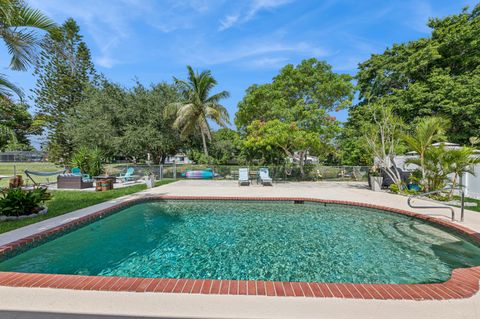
[0,206,48,222]
[370,176,383,192]
[145,175,155,189]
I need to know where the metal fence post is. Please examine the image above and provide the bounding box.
[173,162,176,180]
[159,164,163,180]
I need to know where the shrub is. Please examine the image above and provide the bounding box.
[0,187,51,217]
[389,184,400,193]
[70,147,105,177]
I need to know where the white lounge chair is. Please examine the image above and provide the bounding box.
[259,167,273,186]
[238,168,250,186]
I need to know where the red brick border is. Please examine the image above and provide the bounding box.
[1,196,479,300]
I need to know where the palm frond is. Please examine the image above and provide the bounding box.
[0,73,24,100]
[12,6,56,31]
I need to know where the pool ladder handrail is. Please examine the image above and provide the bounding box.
[407,188,465,222]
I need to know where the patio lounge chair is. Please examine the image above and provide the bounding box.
[238,168,250,186]
[118,167,135,182]
[259,167,273,186]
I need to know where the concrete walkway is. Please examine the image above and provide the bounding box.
[1,180,480,319]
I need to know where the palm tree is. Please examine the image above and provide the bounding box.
[0,0,56,99]
[443,147,480,199]
[172,65,230,156]
[402,116,449,190]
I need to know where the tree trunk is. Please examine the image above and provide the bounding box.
[201,131,209,157]
[299,150,305,178]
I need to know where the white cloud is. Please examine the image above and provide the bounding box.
[219,0,293,30]
[219,14,240,31]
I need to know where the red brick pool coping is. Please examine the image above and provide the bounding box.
[1,195,480,300]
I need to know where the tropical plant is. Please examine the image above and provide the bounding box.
[406,144,451,193]
[70,147,104,177]
[402,116,449,190]
[0,0,55,99]
[171,65,230,157]
[443,147,480,199]
[0,187,51,217]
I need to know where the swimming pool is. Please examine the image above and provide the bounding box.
[1,199,479,285]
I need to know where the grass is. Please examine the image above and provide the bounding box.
[456,196,480,212]
[0,162,64,187]
[0,179,175,234]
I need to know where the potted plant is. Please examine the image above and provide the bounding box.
[369,166,383,192]
[144,168,155,189]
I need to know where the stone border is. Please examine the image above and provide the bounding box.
[0,196,479,300]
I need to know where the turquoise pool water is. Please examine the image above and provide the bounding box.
[1,200,479,284]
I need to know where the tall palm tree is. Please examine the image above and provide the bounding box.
[402,116,449,190]
[0,0,56,99]
[172,65,230,156]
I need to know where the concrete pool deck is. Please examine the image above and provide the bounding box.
[1,180,480,318]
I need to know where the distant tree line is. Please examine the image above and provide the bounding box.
[1,2,479,168]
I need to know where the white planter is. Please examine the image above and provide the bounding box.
[370,176,383,192]
[145,176,155,188]
[0,206,48,222]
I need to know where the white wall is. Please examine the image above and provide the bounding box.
[465,164,480,198]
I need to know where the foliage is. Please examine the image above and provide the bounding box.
[65,80,182,163]
[235,58,354,173]
[209,128,242,164]
[0,0,55,99]
[402,116,449,190]
[33,18,97,162]
[355,4,480,145]
[170,65,230,156]
[0,98,41,150]
[243,119,323,175]
[443,147,480,198]
[406,145,451,192]
[0,187,50,217]
[70,146,104,177]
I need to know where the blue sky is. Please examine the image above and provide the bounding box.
[1,0,478,128]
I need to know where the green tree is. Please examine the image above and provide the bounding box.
[171,65,230,157]
[243,119,323,175]
[63,79,126,158]
[33,18,96,162]
[355,4,480,145]
[120,82,182,163]
[0,98,39,150]
[209,128,242,164]
[235,58,354,172]
[0,0,55,99]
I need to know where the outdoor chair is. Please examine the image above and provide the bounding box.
[118,167,135,182]
[259,167,273,186]
[238,168,250,186]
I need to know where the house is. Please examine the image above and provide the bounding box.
[164,153,193,164]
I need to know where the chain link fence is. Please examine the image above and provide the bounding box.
[106,163,370,182]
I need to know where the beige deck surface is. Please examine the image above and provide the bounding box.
[0,180,479,319]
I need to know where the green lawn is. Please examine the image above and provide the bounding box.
[459,197,480,212]
[0,162,64,187]
[0,179,175,234]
